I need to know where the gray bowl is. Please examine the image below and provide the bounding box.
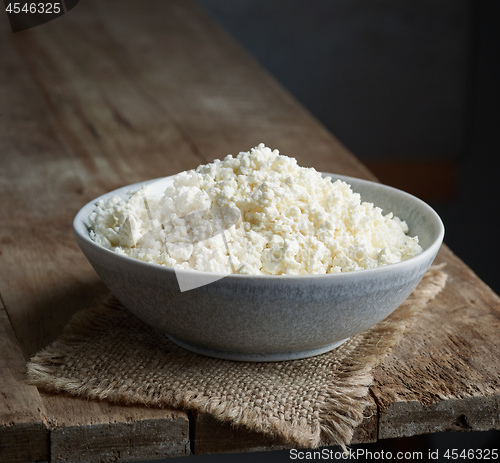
[73,173,444,361]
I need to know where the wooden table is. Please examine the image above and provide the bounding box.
[1,1,499,462]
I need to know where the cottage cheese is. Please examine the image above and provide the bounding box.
[89,144,422,275]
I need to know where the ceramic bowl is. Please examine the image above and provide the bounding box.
[73,173,444,361]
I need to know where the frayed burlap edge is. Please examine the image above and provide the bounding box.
[316,264,448,447]
[26,265,447,450]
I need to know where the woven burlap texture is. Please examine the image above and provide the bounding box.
[27,266,447,450]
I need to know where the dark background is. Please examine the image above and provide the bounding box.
[153,0,499,461]
[196,0,500,298]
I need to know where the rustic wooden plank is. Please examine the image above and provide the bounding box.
[87,0,379,452]
[1,3,196,460]
[3,3,376,456]
[193,246,500,450]
[0,28,109,360]
[192,398,377,454]
[371,245,500,439]
[350,399,378,445]
[192,413,290,455]
[90,2,500,450]
[81,0,375,180]
[376,395,500,439]
[0,303,49,463]
[2,0,499,458]
[1,0,215,355]
[41,393,189,462]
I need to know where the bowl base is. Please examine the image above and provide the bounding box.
[165,336,350,362]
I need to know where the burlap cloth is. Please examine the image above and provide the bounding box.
[26,266,447,450]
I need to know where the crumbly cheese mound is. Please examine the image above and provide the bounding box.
[89,144,422,275]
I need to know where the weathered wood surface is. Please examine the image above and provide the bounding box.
[0,303,49,463]
[42,393,189,463]
[192,247,500,454]
[372,245,500,439]
[0,0,499,461]
[192,400,378,455]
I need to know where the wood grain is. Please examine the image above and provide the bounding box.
[0,304,49,463]
[42,394,189,462]
[192,399,378,455]
[192,413,290,455]
[0,25,110,360]
[372,246,500,439]
[351,399,378,445]
[1,0,499,460]
[63,0,373,179]
[1,2,196,460]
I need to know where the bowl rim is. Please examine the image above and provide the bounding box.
[73,172,445,281]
